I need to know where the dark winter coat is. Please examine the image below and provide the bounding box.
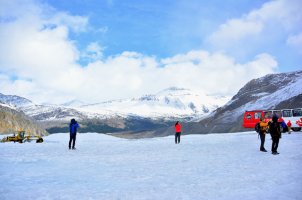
[269,116,281,138]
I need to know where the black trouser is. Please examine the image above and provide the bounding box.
[69,134,76,149]
[260,132,266,150]
[271,136,279,153]
[175,132,181,144]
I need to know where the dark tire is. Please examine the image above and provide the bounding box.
[36,138,43,143]
[292,127,301,132]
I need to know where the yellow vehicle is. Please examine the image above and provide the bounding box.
[1,131,43,143]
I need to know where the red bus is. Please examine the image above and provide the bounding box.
[242,108,302,132]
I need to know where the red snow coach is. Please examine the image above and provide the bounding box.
[242,108,302,132]
[242,110,269,129]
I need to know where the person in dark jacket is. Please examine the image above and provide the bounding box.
[69,118,80,150]
[175,121,182,144]
[269,115,281,155]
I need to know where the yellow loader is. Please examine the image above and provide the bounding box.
[1,131,43,143]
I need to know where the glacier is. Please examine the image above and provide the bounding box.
[0,131,301,200]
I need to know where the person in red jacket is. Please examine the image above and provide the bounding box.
[175,121,182,144]
[287,120,292,134]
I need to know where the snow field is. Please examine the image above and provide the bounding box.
[0,132,302,200]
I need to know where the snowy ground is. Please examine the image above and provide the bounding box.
[0,131,302,200]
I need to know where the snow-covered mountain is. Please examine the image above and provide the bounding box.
[0,93,89,122]
[1,87,230,121]
[61,99,87,107]
[2,70,301,136]
[0,93,33,108]
[0,94,47,135]
[223,70,302,118]
[179,70,302,135]
[78,87,230,119]
[0,88,230,133]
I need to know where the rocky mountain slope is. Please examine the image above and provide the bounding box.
[146,70,302,137]
[188,70,302,135]
[0,104,47,135]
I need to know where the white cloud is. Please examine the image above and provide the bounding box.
[81,42,104,62]
[287,32,302,53]
[158,51,277,95]
[0,0,279,104]
[0,0,87,98]
[50,13,89,33]
[207,0,302,49]
[209,19,263,44]
[2,48,278,104]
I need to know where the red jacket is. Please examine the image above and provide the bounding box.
[175,124,181,133]
[287,121,292,127]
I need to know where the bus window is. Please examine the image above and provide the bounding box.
[246,114,252,120]
[282,110,292,117]
[254,112,262,119]
[264,111,272,118]
[293,108,302,117]
[273,110,281,118]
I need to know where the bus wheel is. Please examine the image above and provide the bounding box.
[291,127,301,132]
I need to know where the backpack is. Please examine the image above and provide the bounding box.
[255,122,261,133]
[269,121,281,137]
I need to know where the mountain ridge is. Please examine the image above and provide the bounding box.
[0,87,228,134]
[146,70,302,137]
[188,70,302,134]
[1,70,301,136]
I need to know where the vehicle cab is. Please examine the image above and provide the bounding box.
[242,110,266,129]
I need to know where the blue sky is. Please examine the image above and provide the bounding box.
[45,0,301,69]
[0,0,301,103]
[47,0,269,62]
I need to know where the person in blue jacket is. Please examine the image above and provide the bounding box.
[69,118,80,150]
[280,120,287,133]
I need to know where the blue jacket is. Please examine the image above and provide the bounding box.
[281,121,287,128]
[69,122,80,135]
